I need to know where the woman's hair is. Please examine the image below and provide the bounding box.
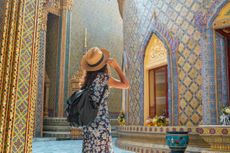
[81,64,109,88]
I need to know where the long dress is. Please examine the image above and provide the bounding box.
[82,73,113,153]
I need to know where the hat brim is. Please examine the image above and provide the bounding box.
[81,48,110,71]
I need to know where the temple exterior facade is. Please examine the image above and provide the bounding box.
[0,0,230,152]
[123,0,230,127]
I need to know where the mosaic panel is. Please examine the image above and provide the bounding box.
[0,1,7,81]
[34,30,46,137]
[197,0,229,124]
[123,0,145,125]
[216,33,228,114]
[123,0,221,125]
[11,0,39,152]
[0,0,25,151]
[0,0,8,149]
[124,0,230,126]
[156,0,203,126]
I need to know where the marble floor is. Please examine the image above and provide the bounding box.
[32,138,133,153]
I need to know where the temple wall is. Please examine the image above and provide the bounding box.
[123,0,229,125]
[70,0,124,116]
[0,0,43,151]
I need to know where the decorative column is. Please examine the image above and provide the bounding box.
[0,0,42,152]
[57,0,72,117]
[34,4,48,137]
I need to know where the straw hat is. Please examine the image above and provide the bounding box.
[81,47,110,71]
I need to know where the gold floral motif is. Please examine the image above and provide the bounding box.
[62,0,73,10]
[146,35,167,68]
[44,0,61,9]
[70,68,85,94]
[213,2,230,29]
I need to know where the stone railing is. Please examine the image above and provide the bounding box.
[116,125,230,153]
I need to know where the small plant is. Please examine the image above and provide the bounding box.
[222,106,230,115]
[118,111,125,125]
[220,106,230,125]
[145,113,169,126]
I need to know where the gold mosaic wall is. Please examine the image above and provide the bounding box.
[155,1,203,126]
[123,0,225,125]
[0,0,42,152]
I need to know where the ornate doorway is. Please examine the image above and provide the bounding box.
[144,34,168,122]
[215,28,230,105]
[213,1,230,111]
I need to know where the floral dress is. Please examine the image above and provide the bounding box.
[82,73,113,153]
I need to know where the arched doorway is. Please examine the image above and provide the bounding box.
[144,34,169,122]
[213,2,230,107]
[208,1,230,124]
[201,1,230,125]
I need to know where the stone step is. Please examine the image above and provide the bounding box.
[43,117,70,126]
[110,119,119,126]
[43,122,70,126]
[44,118,118,126]
[43,131,71,138]
[43,117,118,139]
[43,125,71,132]
[33,137,56,142]
[111,126,118,137]
[111,131,118,137]
[111,126,117,130]
[43,117,68,122]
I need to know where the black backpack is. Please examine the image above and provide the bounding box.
[65,86,106,126]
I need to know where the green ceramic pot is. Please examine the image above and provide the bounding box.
[166,131,189,153]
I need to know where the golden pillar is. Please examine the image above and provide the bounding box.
[0,0,42,152]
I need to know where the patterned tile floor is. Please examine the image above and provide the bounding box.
[32,138,133,153]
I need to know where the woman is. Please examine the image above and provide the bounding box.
[80,47,129,153]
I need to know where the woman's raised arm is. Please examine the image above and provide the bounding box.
[107,58,129,89]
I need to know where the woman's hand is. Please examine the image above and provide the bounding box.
[107,58,119,68]
[107,58,129,89]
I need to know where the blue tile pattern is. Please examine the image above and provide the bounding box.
[123,0,230,126]
[199,0,229,124]
[35,30,46,137]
